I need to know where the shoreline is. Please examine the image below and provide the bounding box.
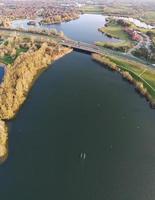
[0,43,72,162]
[81,11,155,27]
[92,53,155,109]
[98,28,120,39]
[0,120,8,163]
[0,12,155,163]
[40,15,80,26]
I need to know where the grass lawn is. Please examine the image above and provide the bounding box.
[140,11,155,25]
[103,5,136,16]
[80,6,103,14]
[16,47,28,56]
[0,55,14,65]
[99,20,131,40]
[96,41,132,52]
[0,47,28,65]
[107,55,155,98]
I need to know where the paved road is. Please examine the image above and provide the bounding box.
[127,35,144,55]
[0,27,153,68]
[61,39,153,67]
[127,32,152,55]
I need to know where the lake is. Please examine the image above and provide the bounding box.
[11,14,119,43]
[1,14,155,200]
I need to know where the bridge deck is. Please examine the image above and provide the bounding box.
[61,40,102,54]
[0,27,152,66]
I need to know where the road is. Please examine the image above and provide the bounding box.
[127,32,152,55]
[0,27,153,68]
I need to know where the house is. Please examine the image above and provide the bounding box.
[124,27,141,41]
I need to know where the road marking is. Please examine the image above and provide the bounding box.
[139,69,147,77]
[120,65,155,92]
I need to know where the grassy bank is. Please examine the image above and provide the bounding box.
[92,53,155,107]
[98,19,130,40]
[80,6,103,14]
[96,41,132,52]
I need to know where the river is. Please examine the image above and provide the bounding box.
[1,14,155,200]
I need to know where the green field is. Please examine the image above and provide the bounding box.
[0,55,14,64]
[99,20,131,40]
[96,41,132,52]
[0,47,28,65]
[80,3,155,26]
[107,55,155,99]
[16,47,28,56]
[103,5,136,16]
[80,6,103,14]
[140,11,155,26]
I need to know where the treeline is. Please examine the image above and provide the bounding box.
[0,42,72,119]
[40,12,80,25]
[0,40,72,161]
[92,53,155,108]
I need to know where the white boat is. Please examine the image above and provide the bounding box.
[80,152,87,160]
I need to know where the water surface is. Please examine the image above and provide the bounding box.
[11,14,119,43]
[1,13,155,200]
[0,66,4,83]
[0,52,155,200]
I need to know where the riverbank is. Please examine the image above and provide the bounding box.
[92,53,155,108]
[40,14,80,25]
[0,41,72,161]
[0,120,8,163]
[96,41,132,52]
[98,18,131,41]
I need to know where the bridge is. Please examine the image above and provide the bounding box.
[60,40,103,54]
[0,27,102,54]
[0,27,153,66]
[61,40,153,66]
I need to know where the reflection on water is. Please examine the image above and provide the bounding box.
[11,14,120,43]
[0,52,155,200]
[1,13,155,200]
